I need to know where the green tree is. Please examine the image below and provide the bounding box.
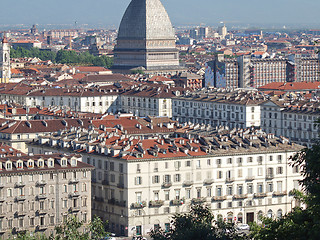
[55,215,89,240]
[150,204,248,240]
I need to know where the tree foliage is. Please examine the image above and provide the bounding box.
[9,215,108,240]
[10,47,113,68]
[150,204,248,240]
[250,121,320,240]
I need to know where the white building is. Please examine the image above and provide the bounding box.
[29,126,303,238]
[0,36,11,83]
[172,88,266,129]
[261,97,319,147]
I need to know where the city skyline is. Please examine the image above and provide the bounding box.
[1,0,320,29]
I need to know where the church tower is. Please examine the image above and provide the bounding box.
[0,35,11,83]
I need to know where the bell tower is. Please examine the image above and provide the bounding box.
[0,34,11,83]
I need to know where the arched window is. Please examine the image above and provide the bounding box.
[267,209,273,218]
[237,213,243,223]
[227,212,233,223]
[277,209,283,219]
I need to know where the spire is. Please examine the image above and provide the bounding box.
[2,34,8,44]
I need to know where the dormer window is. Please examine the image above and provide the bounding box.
[71,158,77,167]
[38,160,44,168]
[48,159,54,168]
[6,162,12,170]
[17,161,23,169]
[28,160,34,168]
[61,158,67,167]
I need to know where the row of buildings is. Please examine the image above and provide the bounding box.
[1,83,320,147]
[25,120,303,237]
[205,54,320,88]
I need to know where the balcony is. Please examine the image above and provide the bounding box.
[36,194,47,200]
[183,180,193,187]
[191,197,206,204]
[0,198,5,202]
[254,193,267,198]
[116,200,126,207]
[149,200,164,207]
[212,196,227,201]
[171,199,184,206]
[36,209,47,216]
[266,174,274,180]
[273,191,287,197]
[225,177,235,183]
[35,225,47,231]
[233,194,248,200]
[36,180,47,186]
[245,176,255,182]
[162,182,172,188]
[14,182,25,188]
[94,196,104,203]
[102,180,109,186]
[117,183,125,189]
[68,179,79,184]
[15,195,26,201]
[0,183,4,188]
[15,211,27,216]
[69,207,81,212]
[0,212,6,218]
[131,201,146,209]
[69,192,80,198]
[203,179,214,185]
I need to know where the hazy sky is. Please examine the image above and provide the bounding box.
[0,0,320,28]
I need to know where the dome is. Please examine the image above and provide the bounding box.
[118,0,175,40]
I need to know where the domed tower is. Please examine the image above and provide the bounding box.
[113,0,180,72]
[0,35,11,83]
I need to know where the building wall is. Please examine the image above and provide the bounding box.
[29,144,302,237]
[0,156,92,239]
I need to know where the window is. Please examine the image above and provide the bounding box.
[186,161,191,167]
[186,189,191,199]
[164,191,170,201]
[277,167,283,174]
[174,174,181,182]
[153,175,160,184]
[135,177,142,185]
[164,175,171,183]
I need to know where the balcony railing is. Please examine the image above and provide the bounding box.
[149,200,164,207]
[273,191,287,197]
[36,180,47,186]
[36,209,46,215]
[171,199,184,206]
[15,196,26,201]
[68,179,79,184]
[233,194,248,200]
[36,194,47,200]
[162,182,172,188]
[266,174,274,180]
[14,182,25,188]
[203,179,214,185]
[117,183,125,189]
[15,211,27,216]
[212,196,227,201]
[183,180,193,187]
[131,201,146,209]
[94,196,104,202]
[245,176,255,181]
[225,177,235,183]
[102,180,110,186]
[254,192,267,198]
[69,207,81,212]
[69,192,80,198]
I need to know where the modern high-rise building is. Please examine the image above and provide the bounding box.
[0,35,11,83]
[113,0,181,73]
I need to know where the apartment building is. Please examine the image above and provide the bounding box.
[0,118,91,152]
[287,54,320,82]
[172,88,266,128]
[120,85,187,118]
[0,153,93,239]
[206,55,287,89]
[29,126,303,238]
[261,97,319,147]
